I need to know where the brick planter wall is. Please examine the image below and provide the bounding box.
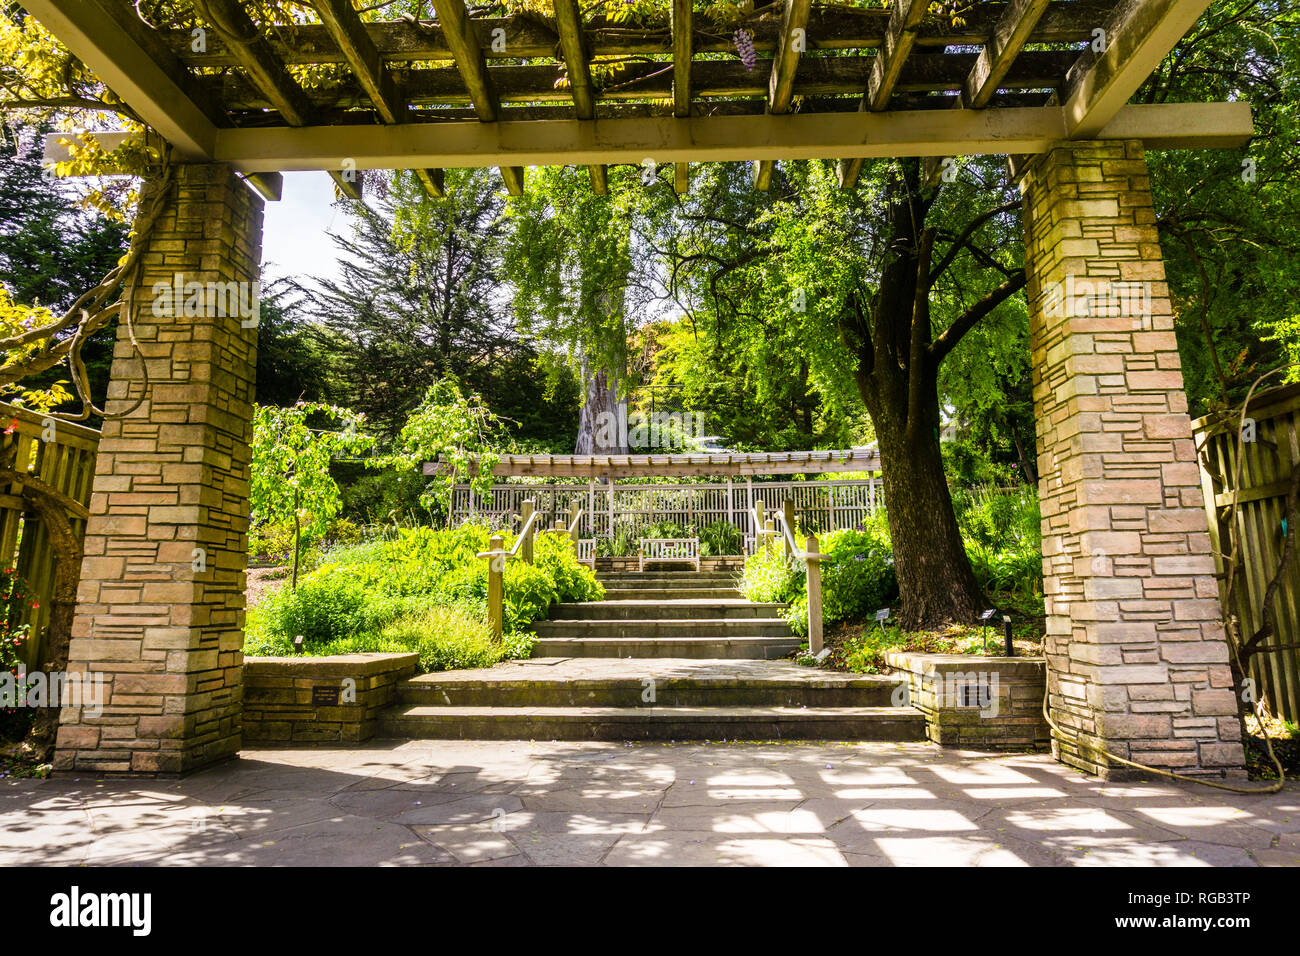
[886,652,1051,750]
[242,653,417,744]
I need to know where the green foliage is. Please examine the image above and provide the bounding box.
[955,486,1043,598]
[245,525,601,672]
[698,520,742,556]
[250,401,374,543]
[383,380,511,518]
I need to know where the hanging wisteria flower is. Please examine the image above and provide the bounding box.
[733,29,756,72]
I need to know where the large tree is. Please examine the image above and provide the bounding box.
[299,168,524,438]
[653,159,1025,629]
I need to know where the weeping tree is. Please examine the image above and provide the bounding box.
[505,164,662,454]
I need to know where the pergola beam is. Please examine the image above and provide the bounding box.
[755,0,813,192]
[1064,0,1216,138]
[423,449,884,479]
[197,0,360,200]
[210,51,1080,113]
[839,0,928,188]
[966,0,1053,109]
[20,0,219,158]
[671,0,692,194]
[168,2,1116,66]
[554,0,607,195]
[923,0,1053,188]
[430,0,523,195]
[168,102,1253,173]
[312,0,444,198]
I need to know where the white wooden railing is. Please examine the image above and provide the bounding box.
[451,478,882,546]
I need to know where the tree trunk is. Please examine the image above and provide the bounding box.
[873,394,984,630]
[840,160,988,631]
[575,359,627,454]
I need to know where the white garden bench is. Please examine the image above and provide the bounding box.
[638,537,701,571]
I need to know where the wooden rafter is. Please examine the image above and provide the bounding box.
[671,0,691,194]
[19,0,219,158]
[554,0,606,194]
[168,2,1116,67]
[197,0,361,200]
[1063,0,1216,138]
[923,0,1053,188]
[430,0,523,195]
[755,0,813,191]
[312,0,444,198]
[839,0,929,189]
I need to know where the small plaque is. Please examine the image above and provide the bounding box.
[312,685,340,707]
[980,609,997,621]
[875,608,891,622]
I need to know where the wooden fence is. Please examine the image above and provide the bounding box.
[1194,382,1300,724]
[0,403,99,670]
[450,478,884,548]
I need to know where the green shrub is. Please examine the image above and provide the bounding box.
[698,519,742,556]
[741,520,896,637]
[244,524,598,670]
[378,605,502,671]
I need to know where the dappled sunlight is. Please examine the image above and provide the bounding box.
[2,740,1296,866]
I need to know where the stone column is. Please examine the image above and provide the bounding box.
[55,164,261,774]
[1021,140,1244,779]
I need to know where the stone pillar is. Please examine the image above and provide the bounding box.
[55,164,261,774]
[1021,140,1244,779]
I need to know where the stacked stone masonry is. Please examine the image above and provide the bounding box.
[243,653,418,744]
[54,164,262,774]
[885,653,1051,750]
[1021,140,1245,778]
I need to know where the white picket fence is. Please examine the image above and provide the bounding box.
[450,479,883,547]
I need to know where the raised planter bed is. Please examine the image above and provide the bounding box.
[243,652,418,745]
[885,652,1050,751]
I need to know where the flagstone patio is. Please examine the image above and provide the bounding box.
[2,741,1296,866]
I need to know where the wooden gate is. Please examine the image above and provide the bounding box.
[1194,383,1300,724]
[0,403,99,670]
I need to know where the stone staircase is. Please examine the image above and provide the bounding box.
[380,567,926,742]
[531,569,799,660]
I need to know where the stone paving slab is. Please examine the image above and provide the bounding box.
[1,740,1296,867]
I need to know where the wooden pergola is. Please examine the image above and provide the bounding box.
[424,447,883,479]
[31,0,1250,199]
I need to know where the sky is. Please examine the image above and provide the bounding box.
[259,171,355,288]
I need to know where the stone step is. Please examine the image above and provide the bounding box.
[599,587,743,601]
[531,618,793,639]
[596,571,740,585]
[380,704,926,741]
[531,636,800,659]
[550,600,786,621]
[399,668,901,707]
